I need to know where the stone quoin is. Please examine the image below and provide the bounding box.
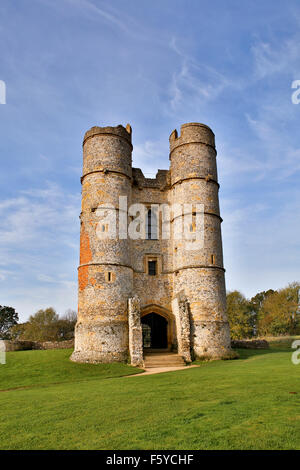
[70,122,233,365]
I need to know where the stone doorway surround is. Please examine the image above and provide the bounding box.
[128,296,192,367]
[141,304,175,351]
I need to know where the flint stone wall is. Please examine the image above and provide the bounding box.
[128,296,144,367]
[172,294,192,362]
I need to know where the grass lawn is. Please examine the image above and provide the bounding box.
[0,338,299,450]
[0,349,141,390]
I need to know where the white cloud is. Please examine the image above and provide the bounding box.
[0,184,79,246]
[252,37,300,79]
[245,112,300,180]
[133,140,167,177]
[167,37,242,112]
[222,192,300,298]
[64,0,132,35]
[0,182,79,320]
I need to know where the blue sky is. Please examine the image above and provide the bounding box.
[0,0,299,321]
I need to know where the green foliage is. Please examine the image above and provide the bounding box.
[226,291,253,339]
[9,323,28,340]
[250,290,275,314]
[20,308,59,342]
[14,308,77,342]
[0,305,19,339]
[249,290,275,333]
[56,309,77,340]
[227,283,300,339]
[0,345,299,449]
[257,283,300,336]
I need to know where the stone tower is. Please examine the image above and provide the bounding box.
[71,122,232,364]
[170,123,230,358]
[71,125,133,363]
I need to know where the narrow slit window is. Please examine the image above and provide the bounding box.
[211,254,215,265]
[148,260,157,276]
[146,209,158,240]
[190,222,196,232]
[105,271,115,282]
[189,215,196,232]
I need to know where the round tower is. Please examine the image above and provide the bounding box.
[71,124,133,363]
[170,123,232,359]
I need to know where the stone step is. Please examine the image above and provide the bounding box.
[144,353,186,368]
[145,361,185,365]
[144,353,182,359]
[145,357,184,364]
[144,352,182,357]
[144,354,183,359]
[146,364,185,368]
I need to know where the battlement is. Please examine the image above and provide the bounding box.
[132,168,170,189]
[169,122,215,154]
[83,124,132,146]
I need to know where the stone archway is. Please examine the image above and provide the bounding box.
[141,313,168,349]
[141,305,175,351]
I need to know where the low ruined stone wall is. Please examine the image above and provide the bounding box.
[2,340,35,351]
[34,340,74,350]
[231,339,269,349]
[2,339,74,351]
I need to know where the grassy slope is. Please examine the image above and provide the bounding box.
[0,349,141,390]
[0,340,299,450]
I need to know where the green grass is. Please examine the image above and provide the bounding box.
[0,349,141,390]
[0,341,299,450]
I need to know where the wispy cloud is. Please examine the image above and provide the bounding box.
[0,183,79,246]
[251,37,300,79]
[0,182,79,320]
[222,190,300,297]
[133,140,167,177]
[246,111,300,180]
[168,37,242,112]
[42,0,165,44]
[64,0,133,35]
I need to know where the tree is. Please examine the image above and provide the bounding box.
[257,283,300,336]
[249,290,275,335]
[16,308,77,342]
[226,291,253,339]
[55,309,77,340]
[62,309,77,324]
[250,289,276,314]
[0,306,19,339]
[9,323,28,340]
[20,308,59,342]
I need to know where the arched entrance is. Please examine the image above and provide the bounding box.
[141,305,175,351]
[141,313,168,349]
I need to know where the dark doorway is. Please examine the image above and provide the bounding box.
[141,313,168,349]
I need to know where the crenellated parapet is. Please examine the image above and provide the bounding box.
[169,122,215,153]
[83,124,132,146]
[132,168,170,190]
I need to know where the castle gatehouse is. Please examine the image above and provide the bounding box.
[71,122,232,365]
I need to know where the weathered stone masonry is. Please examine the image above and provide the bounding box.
[71,122,232,364]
